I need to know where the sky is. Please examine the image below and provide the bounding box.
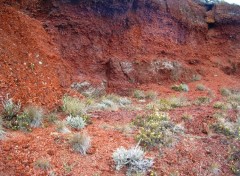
[224,0,240,5]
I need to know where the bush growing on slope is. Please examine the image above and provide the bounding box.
[1,95,21,120]
[69,132,91,155]
[66,115,86,130]
[113,145,153,175]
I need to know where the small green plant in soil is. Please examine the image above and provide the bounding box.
[213,101,226,110]
[1,95,21,120]
[112,145,153,175]
[133,111,184,147]
[145,91,158,100]
[62,96,87,116]
[194,96,211,105]
[196,84,206,91]
[133,90,145,99]
[66,115,86,130]
[220,88,231,97]
[171,84,189,92]
[69,132,91,155]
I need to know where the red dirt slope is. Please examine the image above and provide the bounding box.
[0,5,72,109]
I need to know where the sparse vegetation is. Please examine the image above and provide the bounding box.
[171,84,189,92]
[213,101,226,109]
[134,111,184,147]
[35,158,51,170]
[69,132,91,155]
[1,95,21,120]
[66,115,86,130]
[24,106,44,128]
[62,96,87,116]
[229,149,240,175]
[196,84,206,91]
[56,121,71,134]
[6,105,44,131]
[220,88,231,97]
[194,96,211,105]
[145,91,158,100]
[46,112,58,123]
[211,116,240,138]
[133,90,145,99]
[112,145,153,175]
[192,74,202,81]
[147,96,189,111]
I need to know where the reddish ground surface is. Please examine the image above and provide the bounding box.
[0,0,240,175]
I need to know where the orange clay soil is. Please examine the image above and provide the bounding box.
[0,0,240,176]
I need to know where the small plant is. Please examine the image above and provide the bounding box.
[69,132,91,155]
[63,162,75,174]
[56,121,71,134]
[46,112,58,123]
[220,88,231,97]
[112,145,153,175]
[196,84,206,91]
[24,106,44,128]
[192,74,202,81]
[213,101,226,109]
[171,84,189,92]
[1,95,21,120]
[35,158,51,170]
[211,117,240,138]
[194,96,211,105]
[62,96,87,116]
[7,106,44,131]
[145,91,158,100]
[66,115,86,130]
[134,111,184,147]
[168,96,190,108]
[229,149,240,175]
[133,90,145,99]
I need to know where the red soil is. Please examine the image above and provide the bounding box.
[0,0,240,175]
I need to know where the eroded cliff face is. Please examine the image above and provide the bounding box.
[0,0,239,102]
[35,0,240,92]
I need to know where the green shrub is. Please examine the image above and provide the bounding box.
[134,111,184,147]
[62,96,87,116]
[213,101,226,109]
[133,90,145,99]
[168,96,190,108]
[46,112,58,123]
[229,149,240,175]
[24,106,44,128]
[145,91,158,100]
[66,115,86,130]
[112,146,153,175]
[196,84,206,91]
[1,95,21,120]
[147,96,189,111]
[194,97,211,105]
[171,84,189,92]
[220,88,231,97]
[69,132,91,155]
[211,117,239,138]
[7,106,44,131]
